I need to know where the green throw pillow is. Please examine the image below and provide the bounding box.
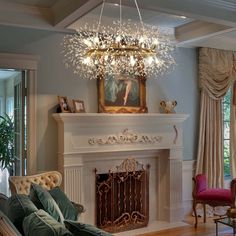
[49,187,78,221]
[0,210,22,236]
[23,209,72,236]
[6,194,38,234]
[64,220,113,236]
[30,183,64,223]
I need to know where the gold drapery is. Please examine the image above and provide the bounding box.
[197,47,236,187]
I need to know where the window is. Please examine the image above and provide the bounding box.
[223,88,231,178]
[0,97,3,116]
[6,96,14,118]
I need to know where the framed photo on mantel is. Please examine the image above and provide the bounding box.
[98,73,148,113]
[73,99,86,113]
[58,96,71,113]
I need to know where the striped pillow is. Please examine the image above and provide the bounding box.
[0,211,21,236]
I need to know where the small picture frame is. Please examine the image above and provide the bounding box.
[58,96,71,113]
[73,99,85,113]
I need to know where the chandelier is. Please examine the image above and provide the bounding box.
[62,0,176,79]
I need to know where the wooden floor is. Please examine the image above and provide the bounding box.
[138,216,234,236]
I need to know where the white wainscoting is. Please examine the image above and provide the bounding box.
[182,160,196,216]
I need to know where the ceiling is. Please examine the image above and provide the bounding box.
[0,0,236,50]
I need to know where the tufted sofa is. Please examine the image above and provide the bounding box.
[9,171,63,195]
[0,171,112,236]
[8,171,85,216]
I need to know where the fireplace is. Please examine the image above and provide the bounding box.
[95,158,149,233]
[53,113,188,230]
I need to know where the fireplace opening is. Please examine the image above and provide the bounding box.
[95,158,150,233]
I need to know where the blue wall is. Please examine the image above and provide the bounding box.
[0,25,199,170]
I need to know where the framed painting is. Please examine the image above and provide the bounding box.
[98,73,147,113]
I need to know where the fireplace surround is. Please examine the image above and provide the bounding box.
[53,113,188,228]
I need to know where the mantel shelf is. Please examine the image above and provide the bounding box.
[53,113,189,125]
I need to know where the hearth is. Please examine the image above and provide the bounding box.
[95,158,149,233]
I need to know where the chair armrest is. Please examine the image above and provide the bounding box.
[71,201,86,218]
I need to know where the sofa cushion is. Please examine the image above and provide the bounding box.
[23,209,72,236]
[30,183,64,223]
[0,210,22,236]
[6,194,38,234]
[64,220,113,236]
[49,187,78,220]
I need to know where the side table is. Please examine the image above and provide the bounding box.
[214,217,236,236]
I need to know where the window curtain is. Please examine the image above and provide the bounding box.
[196,47,236,188]
[231,81,236,178]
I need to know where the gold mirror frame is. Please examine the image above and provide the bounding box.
[98,74,148,113]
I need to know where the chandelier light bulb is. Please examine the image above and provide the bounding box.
[104,55,109,61]
[62,0,176,79]
[93,37,99,44]
[130,56,136,66]
[147,56,154,65]
[116,35,121,42]
[83,57,91,65]
[153,39,159,46]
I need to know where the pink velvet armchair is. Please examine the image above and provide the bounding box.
[192,174,236,228]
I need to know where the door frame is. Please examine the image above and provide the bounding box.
[0,52,39,174]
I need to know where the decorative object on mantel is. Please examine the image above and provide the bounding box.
[98,74,147,113]
[62,0,175,80]
[58,96,71,113]
[88,128,162,145]
[160,100,177,113]
[72,99,86,113]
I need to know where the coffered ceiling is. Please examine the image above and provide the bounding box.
[0,0,236,50]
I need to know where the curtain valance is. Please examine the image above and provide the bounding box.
[199,47,236,100]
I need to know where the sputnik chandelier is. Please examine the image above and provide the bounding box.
[62,0,176,79]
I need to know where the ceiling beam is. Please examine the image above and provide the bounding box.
[52,0,102,28]
[0,1,73,33]
[175,21,235,46]
[107,0,236,27]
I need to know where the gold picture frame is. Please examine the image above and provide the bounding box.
[58,96,71,113]
[98,73,147,113]
[73,99,86,113]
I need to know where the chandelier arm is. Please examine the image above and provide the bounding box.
[134,0,144,31]
[97,0,106,32]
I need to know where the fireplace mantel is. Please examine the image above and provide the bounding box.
[53,113,188,124]
[53,113,189,227]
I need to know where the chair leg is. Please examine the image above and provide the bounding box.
[193,201,198,228]
[203,204,206,223]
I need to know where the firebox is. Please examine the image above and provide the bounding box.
[95,158,150,233]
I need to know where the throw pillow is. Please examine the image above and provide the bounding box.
[6,194,38,234]
[30,183,64,223]
[49,187,78,221]
[23,209,72,236]
[0,210,22,236]
[64,220,113,236]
